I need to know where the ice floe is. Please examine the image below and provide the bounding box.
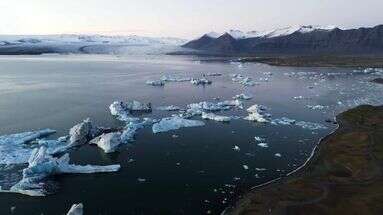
[1,147,120,196]
[257,143,269,148]
[231,74,257,86]
[202,112,231,122]
[271,117,327,130]
[90,132,122,153]
[157,105,181,111]
[0,129,56,165]
[233,93,252,100]
[190,78,212,85]
[67,203,83,215]
[152,116,205,133]
[146,80,165,86]
[244,104,268,122]
[160,75,191,82]
[109,100,151,122]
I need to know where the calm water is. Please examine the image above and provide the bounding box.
[0,54,382,214]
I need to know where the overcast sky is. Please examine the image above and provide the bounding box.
[0,0,382,39]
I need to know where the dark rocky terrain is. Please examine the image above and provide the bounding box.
[225,105,383,215]
[183,25,383,56]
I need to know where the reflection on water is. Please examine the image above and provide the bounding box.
[0,55,382,214]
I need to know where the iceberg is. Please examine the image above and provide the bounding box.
[157,105,181,111]
[109,101,151,122]
[67,203,83,215]
[202,112,231,122]
[51,119,98,154]
[244,104,268,122]
[271,117,327,130]
[152,116,205,133]
[233,93,252,100]
[146,80,165,86]
[2,147,120,196]
[190,78,212,85]
[0,129,56,165]
[257,143,269,148]
[160,75,191,82]
[90,132,122,153]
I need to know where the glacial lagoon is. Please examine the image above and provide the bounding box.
[0,54,382,214]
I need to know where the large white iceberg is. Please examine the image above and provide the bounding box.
[152,116,205,133]
[67,203,83,215]
[190,78,212,85]
[0,129,56,165]
[1,147,120,196]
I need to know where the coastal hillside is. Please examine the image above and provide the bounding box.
[183,25,383,55]
[226,105,383,215]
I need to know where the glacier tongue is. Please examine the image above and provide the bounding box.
[0,129,56,165]
[2,147,120,196]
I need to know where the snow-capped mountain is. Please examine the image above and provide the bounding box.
[203,25,339,40]
[183,24,383,55]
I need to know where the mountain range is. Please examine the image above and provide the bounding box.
[182,25,383,56]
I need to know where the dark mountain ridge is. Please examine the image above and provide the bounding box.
[182,25,383,56]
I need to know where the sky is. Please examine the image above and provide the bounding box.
[0,0,382,39]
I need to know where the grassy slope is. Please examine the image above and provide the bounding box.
[227,105,383,215]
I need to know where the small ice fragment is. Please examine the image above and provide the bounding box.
[254,136,265,142]
[90,132,121,153]
[152,116,205,133]
[232,145,240,151]
[257,143,268,148]
[202,112,231,122]
[191,78,212,85]
[243,165,249,170]
[244,104,268,122]
[67,203,83,215]
[146,80,165,86]
[275,153,282,157]
[233,93,252,100]
[137,178,147,182]
[157,105,180,111]
[205,72,222,77]
[255,168,267,171]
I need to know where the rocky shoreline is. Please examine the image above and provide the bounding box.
[225,105,383,215]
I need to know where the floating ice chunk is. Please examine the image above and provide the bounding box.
[0,129,56,165]
[4,147,120,196]
[244,104,268,122]
[218,100,243,109]
[274,153,282,157]
[152,116,205,133]
[161,75,191,82]
[109,101,150,122]
[137,178,147,182]
[255,168,267,171]
[271,117,327,130]
[232,74,256,86]
[157,105,180,111]
[271,117,296,125]
[191,78,212,85]
[242,165,249,170]
[233,93,252,100]
[254,136,265,142]
[67,203,83,215]
[232,145,240,151]
[306,105,327,110]
[146,80,165,86]
[51,119,95,154]
[295,121,327,130]
[90,132,121,153]
[202,112,231,122]
[257,143,268,148]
